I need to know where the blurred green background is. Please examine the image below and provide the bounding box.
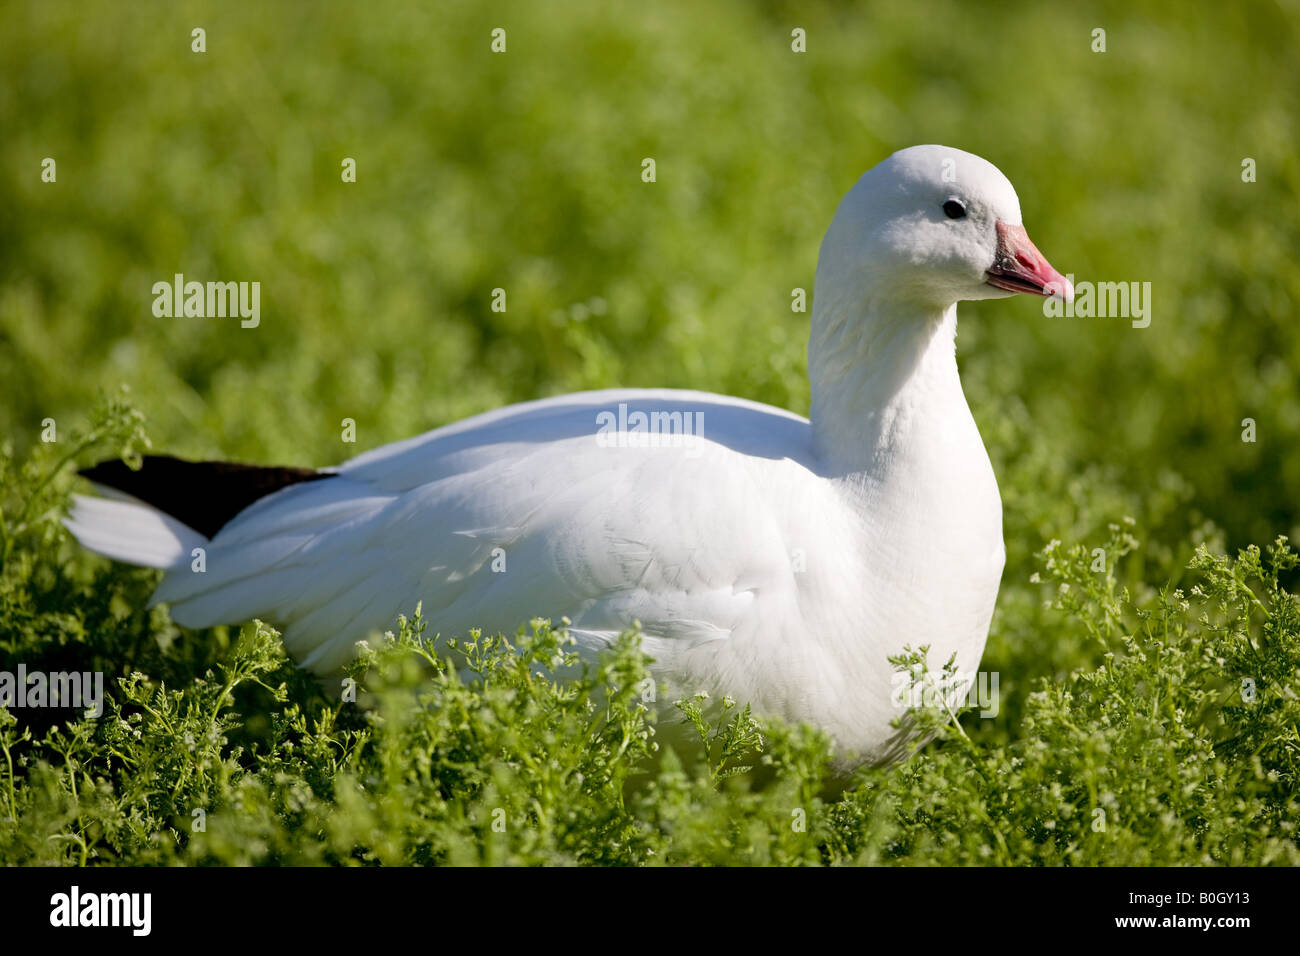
[1,0,1297,718]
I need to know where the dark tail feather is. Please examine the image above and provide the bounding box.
[79,455,330,538]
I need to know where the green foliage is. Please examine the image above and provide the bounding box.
[0,0,1296,864]
[0,386,149,578]
[675,694,765,782]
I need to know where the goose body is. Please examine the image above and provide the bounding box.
[68,145,1070,766]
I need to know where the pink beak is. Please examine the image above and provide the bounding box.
[986,221,1072,300]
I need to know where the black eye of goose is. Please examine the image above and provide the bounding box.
[943,199,967,220]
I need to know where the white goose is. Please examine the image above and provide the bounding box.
[69,145,1069,767]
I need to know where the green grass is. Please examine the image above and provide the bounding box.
[1,0,1298,864]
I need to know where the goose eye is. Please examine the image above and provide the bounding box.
[943,199,967,220]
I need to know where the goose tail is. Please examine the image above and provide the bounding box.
[64,454,331,571]
[65,490,208,570]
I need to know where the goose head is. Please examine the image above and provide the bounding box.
[816,144,1072,313]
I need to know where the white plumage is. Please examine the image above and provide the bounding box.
[68,145,1070,766]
